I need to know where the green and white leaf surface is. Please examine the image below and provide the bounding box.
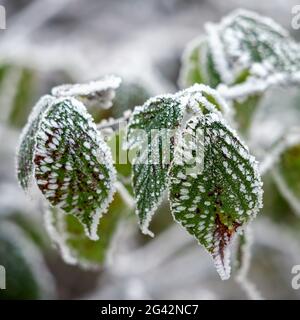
[127,84,231,237]
[17,95,56,191]
[34,97,116,240]
[127,95,184,236]
[181,9,300,99]
[169,113,263,279]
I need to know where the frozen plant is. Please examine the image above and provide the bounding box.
[16,9,300,284]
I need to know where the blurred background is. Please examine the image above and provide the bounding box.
[1,0,300,300]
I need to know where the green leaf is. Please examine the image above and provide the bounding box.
[128,96,185,236]
[181,9,300,100]
[34,97,116,240]
[273,136,300,215]
[45,191,130,268]
[206,9,300,97]
[179,37,221,89]
[0,221,54,299]
[16,95,55,191]
[169,113,263,279]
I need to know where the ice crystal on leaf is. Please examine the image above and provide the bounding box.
[169,113,263,279]
[52,75,121,109]
[34,97,116,240]
[127,95,185,236]
[17,95,56,191]
[127,85,233,238]
[181,9,300,100]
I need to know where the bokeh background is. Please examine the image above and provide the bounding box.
[1,0,300,299]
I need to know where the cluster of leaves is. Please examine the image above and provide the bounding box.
[16,9,300,281]
[180,9,300,275]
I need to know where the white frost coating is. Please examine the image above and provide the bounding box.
[205,9,300,99]
[52,75,121,98]
[260,129,300,216]
[16,94,56,191]
[169,111,263,280]
[44,207,77,265]
[212,240,231,281]
[205,22,234,84]
[176,83,233,121]
[235,228,263,300]
[259,130,300,175]
[34,97,117,241]
[273,170,300,217]
[127,93,186,237]
[218,72,300,101]
[44,206,103,270]
[221,9,288,38]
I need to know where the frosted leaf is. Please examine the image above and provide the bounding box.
[34,97,116,240]
[273,133,300,215]
[52,75,121,110]
[44,192,128,269]
[207,9,300,98]
[127,95,185,236]
[16,95,55,191]
[169,113,263,280]
[181,9,300,100]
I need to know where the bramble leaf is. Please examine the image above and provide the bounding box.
[127,96,184,236]
[181,9,300,100]
[34,97,116,240]
[169,113,263,279]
